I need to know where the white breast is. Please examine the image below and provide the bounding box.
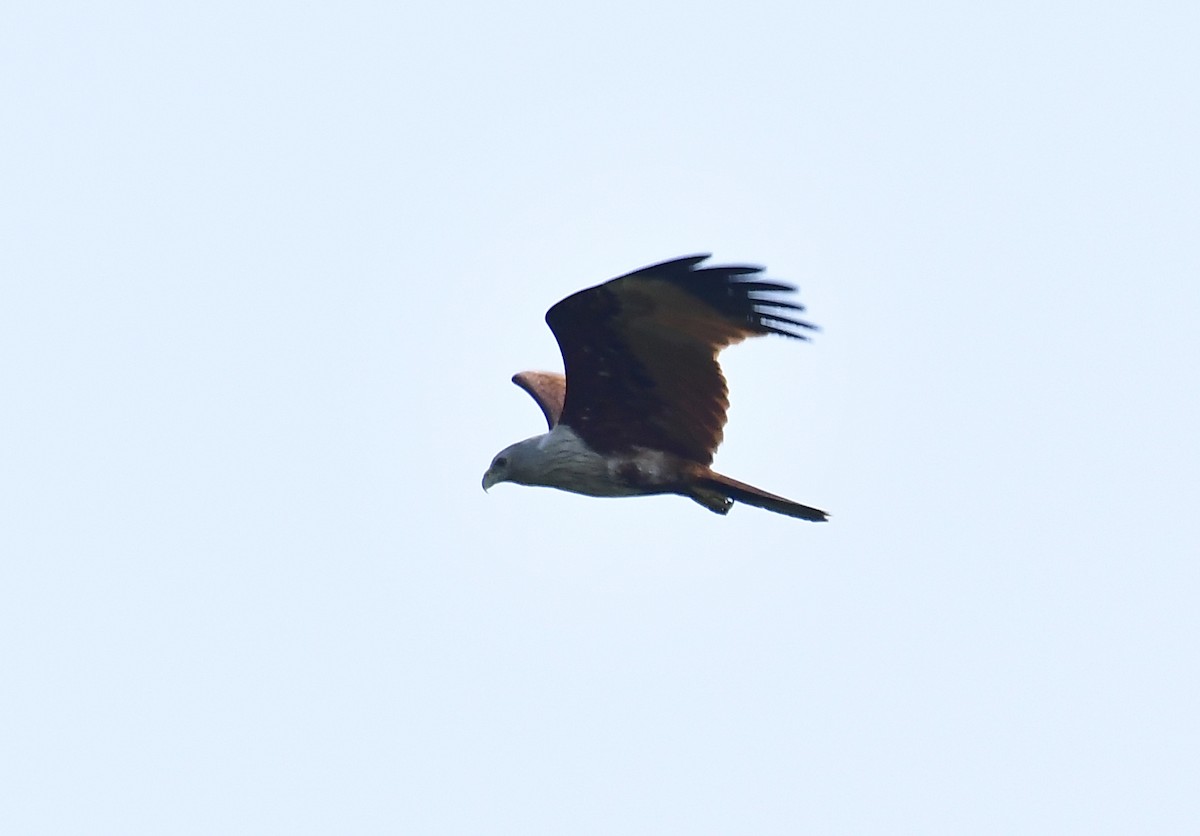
[532,425,645,497]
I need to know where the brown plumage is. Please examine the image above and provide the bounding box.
[482,255,827,521]
[511,371,565,430]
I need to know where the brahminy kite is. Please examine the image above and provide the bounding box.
[482,254,828,521]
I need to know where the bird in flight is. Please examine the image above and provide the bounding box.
[482,254,827,521]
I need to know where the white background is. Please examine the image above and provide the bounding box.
[3,1,1197,832]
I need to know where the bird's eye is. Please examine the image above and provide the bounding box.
[494,456,508,468]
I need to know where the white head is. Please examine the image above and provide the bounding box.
[481,436,546,491]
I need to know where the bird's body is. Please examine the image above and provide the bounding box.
[492,423,698,498]
[482,255,827,521]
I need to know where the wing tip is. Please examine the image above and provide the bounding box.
[511,370,566,429]
[625,254,819,337]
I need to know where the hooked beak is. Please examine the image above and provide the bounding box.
[482,468,498,492]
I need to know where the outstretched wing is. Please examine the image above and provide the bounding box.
[511,370,565,430]
[544,254,815,464]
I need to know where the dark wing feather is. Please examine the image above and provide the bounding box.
[544,254,815,464]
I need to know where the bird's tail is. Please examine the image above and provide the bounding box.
[691,470,828,522]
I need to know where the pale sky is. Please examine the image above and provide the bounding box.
[2,1,1198,833]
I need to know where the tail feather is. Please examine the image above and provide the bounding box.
[693,470,828,521]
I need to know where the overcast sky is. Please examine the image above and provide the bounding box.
[3,1,1198,833]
